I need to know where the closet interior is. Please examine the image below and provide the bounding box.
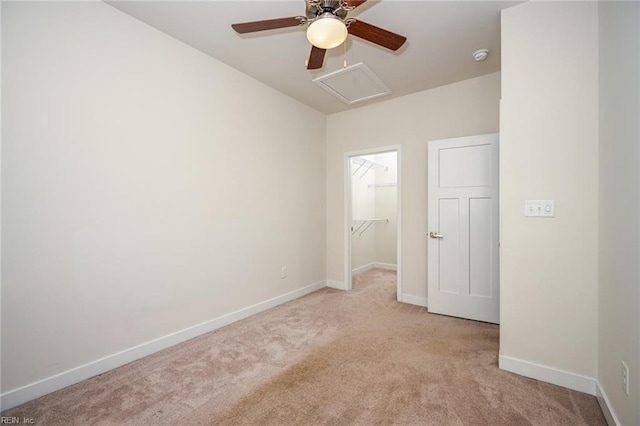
[350,151,398,275]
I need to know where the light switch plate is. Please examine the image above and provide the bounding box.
[525,200,555,217]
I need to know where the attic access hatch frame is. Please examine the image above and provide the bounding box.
[312,62,392,104]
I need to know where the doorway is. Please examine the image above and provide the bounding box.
[344,146,402,300]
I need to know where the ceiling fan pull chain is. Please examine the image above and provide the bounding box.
[343,40,347,68]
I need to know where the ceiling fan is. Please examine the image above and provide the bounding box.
[231,0,407,70]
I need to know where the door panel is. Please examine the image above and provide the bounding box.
[439,144,492,188]
[427,134,499,324]
[438,198,460,294]
[469,197,492,298]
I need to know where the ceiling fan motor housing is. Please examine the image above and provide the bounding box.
[306,0,348,20]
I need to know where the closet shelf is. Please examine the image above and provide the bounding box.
[351,156,388,178]
[351,218,389,235]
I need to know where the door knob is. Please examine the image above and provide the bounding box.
[429,232,444,239]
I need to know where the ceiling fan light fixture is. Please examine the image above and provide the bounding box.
[306,13,348,49]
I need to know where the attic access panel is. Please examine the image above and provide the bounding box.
[312,62,391,105]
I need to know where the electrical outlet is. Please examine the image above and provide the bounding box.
[622,361,630,396]
[281,266,287,279]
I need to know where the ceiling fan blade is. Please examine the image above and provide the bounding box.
[231,17,303,34]
[307,46,326,70]
[342,0,368,9]
[347,20,407,51]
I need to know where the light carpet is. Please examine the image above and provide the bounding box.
[2,269,606,425]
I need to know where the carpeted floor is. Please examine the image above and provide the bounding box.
[2,269,606,425]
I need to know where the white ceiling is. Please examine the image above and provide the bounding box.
[107,0,521,114]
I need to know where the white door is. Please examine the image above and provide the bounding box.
[427,134,499,324]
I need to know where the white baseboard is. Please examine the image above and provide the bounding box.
[498,354,596,395]
[402,293,428,307]
[596,380,621,426]
[326,280,346,290]
[352,263,397,275]
[352,263,375,275]
[0,280,327,411]
[374,262,397,271]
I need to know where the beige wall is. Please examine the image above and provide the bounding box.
[598,2,640,424]
[500,1,599,378]
[327,72,500,299]
[1,2,326,393]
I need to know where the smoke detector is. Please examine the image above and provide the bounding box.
[473,49,489,62]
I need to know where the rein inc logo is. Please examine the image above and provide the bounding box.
[1,418,35,424]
